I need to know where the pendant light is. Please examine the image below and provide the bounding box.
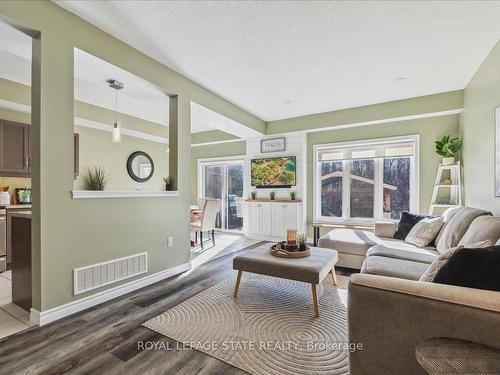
[107,79,124,143]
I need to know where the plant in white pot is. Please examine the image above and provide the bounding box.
[435,135,462,165]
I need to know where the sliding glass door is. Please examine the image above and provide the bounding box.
[200,159,244,231]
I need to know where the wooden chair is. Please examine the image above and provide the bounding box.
[191,198,219,249]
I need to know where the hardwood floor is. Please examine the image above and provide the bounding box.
[0,237,353,374]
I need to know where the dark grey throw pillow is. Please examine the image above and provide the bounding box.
[433,246,500,292]
[393,212,433,240]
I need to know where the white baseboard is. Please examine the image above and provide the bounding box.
[30,262,191,326]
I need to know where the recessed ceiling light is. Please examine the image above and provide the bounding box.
[394,77,406,83]
[283,100,292,104]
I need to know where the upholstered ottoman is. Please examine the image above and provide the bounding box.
[233,245,339,317]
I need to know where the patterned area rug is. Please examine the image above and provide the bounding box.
[143,273,350,375]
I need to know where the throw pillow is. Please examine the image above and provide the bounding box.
[393,212,433,240]
[405,217,444,248]
[433,245,500,292]
[419,240,492,282]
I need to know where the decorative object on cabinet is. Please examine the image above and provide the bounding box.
[269,191,276,200]
[85,166,108,191]
[435,134,462,166]
[163,176,174,191]
[127,151,154,182]
[0,186,10,205]
[15,187,31,204]
[260,137,286,153]
[250,191,257,200]
[290,191,296,200]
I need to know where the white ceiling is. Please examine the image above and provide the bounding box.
[0,21,252,136]
[54,0,500,121]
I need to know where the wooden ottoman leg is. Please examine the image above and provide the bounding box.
[311,283,320,317]
[331,266,338,286]
[234,270,243,298]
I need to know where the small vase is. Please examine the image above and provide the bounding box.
[299,244,306,251]
[442,157,455,166]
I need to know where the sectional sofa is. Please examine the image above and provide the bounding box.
[318,206,500,374]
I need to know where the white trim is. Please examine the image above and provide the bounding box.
[72,190,179,199]
[0,98,31,114]
[313,135,420,224]
[30,262,191,326]
[191,139,245,147]
[266,109,463,137]
[75,117,168,144]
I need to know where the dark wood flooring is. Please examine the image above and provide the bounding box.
[0,237,354,375]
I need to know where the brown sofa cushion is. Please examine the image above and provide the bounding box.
[361,255,429,280]
[435,207,491,254]
[458,216,500,246]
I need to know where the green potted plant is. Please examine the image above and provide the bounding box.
[435,135,462,165]
[297,233,307,251]
[85,166,108,191]
[290,191,296,200]
[163,176,174,191]
[251,191,257,200]
[270,191,276,200]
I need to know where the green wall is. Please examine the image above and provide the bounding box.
[190,141,246,204]
[75,126,169,191]
[461,38,500,215]
[0,1,263,311]
[307,115,460,237]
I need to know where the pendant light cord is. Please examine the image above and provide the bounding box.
[115,88,118,124]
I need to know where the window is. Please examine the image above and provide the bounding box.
[314,136,419,224]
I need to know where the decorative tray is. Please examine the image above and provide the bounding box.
[270,241,311,258]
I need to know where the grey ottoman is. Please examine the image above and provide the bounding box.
[233,245,339,317]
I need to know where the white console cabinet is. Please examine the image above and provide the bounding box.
[246,200,302,240]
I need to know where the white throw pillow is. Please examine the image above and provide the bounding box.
[419,240,492,282]
[405,217,444,248]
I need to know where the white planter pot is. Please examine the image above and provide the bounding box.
[442,157,455,165]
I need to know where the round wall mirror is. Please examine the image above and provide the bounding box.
[127,151,154,182]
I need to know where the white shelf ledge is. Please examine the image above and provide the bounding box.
[72,190,179,199]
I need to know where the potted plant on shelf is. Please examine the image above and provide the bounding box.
[435,135,462,165]
[251,191,257,200]
[297,233,307,251]
[270,191,276,200]
[163,176,173,191]
[290,191,296,200]
[85,166,108,191]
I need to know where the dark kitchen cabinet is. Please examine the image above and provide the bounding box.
[0,119,31,177]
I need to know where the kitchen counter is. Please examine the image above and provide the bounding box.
[9,211,31,219]
[2,205,32,210]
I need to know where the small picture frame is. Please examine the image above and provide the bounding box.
[261,137,286,153]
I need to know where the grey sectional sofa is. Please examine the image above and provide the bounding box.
[317,206,500,374]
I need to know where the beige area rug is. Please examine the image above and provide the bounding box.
[143,273,351,375]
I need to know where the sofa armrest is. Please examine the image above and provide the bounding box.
[373,221,398,238]
[347,274,500,375]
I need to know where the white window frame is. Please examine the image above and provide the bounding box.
[313,135,420,225]
[197,155,246,233]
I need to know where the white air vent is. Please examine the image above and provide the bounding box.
[74,252,148,295]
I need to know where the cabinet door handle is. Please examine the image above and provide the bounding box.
[24,157,28,168]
